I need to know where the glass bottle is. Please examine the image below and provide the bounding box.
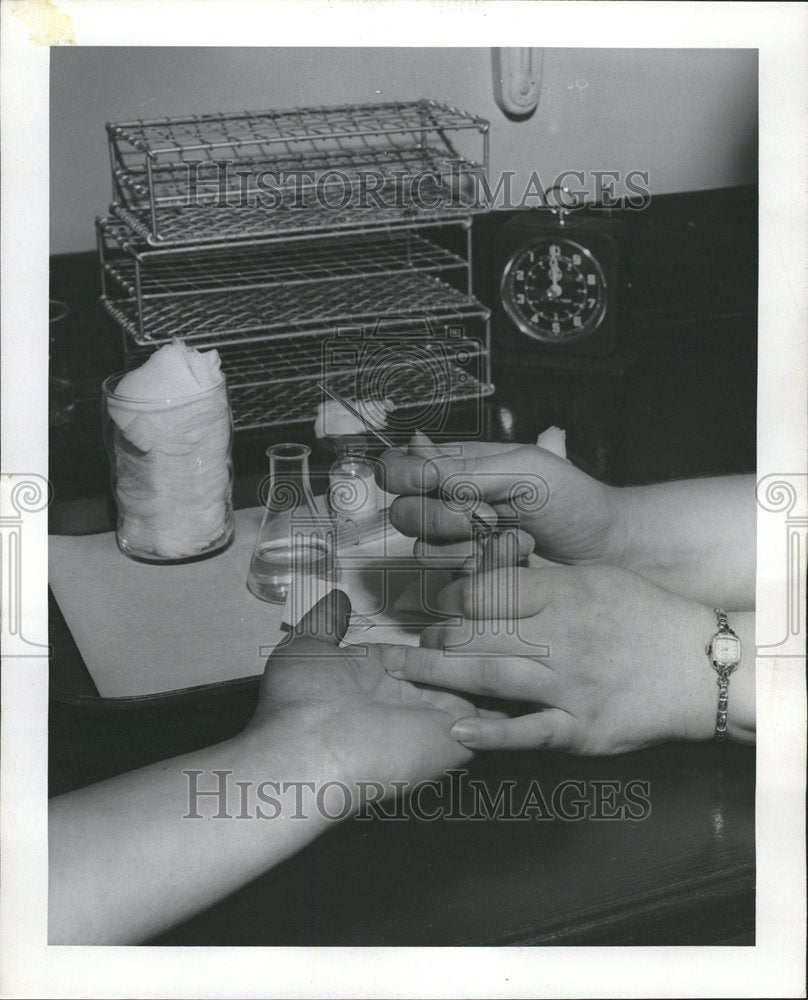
[247,443,335,604]
[328,437,380,527]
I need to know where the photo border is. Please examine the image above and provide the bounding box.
[1,2,805,997]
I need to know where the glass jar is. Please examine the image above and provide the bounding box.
[102,372,235,562]
[328,438,380,526]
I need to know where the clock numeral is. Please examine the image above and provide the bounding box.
[587,297,596,308]
[527,251,535,263]
[552,321,561,334]
[572,254,582,265]
[573,316,582,328]
[515,270,525,281]
[586,274,597,286]
[516,293,525,305]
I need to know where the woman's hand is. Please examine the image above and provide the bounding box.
[379,436,625,569]
[379,436,756,609]
[380,565,755,755]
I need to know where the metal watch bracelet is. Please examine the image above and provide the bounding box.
[710,608,740,742]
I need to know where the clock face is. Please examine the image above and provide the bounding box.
[501,237,608,344]
[712,635,741,666]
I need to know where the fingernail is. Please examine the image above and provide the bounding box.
[409,429,432,455]
[451,720,480,744]
[381,645,406,677]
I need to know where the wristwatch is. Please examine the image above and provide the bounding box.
[706,608,742,741]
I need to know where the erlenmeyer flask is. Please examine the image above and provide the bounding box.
[247,443,335,604]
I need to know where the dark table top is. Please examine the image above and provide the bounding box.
[48,186,757,946]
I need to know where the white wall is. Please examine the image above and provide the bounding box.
[50,47,757,254]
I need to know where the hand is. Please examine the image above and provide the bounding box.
[247,590,493,791]
[379,436,626,570]
[381,565,721,755]
[49,590,494,947]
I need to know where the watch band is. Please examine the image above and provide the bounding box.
[711,608,740,742]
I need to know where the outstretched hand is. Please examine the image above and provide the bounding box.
[381,565,722,755]
[248,589,498,789]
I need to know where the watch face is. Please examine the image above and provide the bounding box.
[501,237,608,344]
[712,634,741,666]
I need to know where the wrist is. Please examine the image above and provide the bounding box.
[680,608,755,745]
[679,603,724,743]
[723,611,756,744]
[242,703,404,812]
[603,484,635,566]
[237,712,360,809]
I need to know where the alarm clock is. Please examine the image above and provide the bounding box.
[474,209,627,358]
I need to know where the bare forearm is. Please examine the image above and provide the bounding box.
[616,475,756,608]
[48,723,339,945]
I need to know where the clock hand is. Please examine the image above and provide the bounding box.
[547,259,562,283]
[547,259,563,297]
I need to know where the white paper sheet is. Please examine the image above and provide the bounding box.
[49,506,423,697]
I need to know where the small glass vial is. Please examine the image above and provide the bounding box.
[247,443,334,605]
[328,438,379,526]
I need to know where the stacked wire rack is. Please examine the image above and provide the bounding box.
[99,100,494,431]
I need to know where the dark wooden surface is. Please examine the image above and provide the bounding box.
[48,186,757,945]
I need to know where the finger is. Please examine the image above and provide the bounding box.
[464,528,533,575]
[412,684,489,721]
[448,445,555,509]
[419,617,552,661]
[433,567,558,619]
[377,437,537,498]
[477,528,523,574]
[448,440,525,459]
[415,538,477,570]
[450,710,581,751]
[491,501,520,520]
[391,495,498,542]
[376,434,449,495]
[381,645,560,702]
[290,589,351,645]
[414,529,534,569]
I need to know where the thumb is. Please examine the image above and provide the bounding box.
[290,589,352,645]
[409,433,555,514]
[452,445,555,512]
